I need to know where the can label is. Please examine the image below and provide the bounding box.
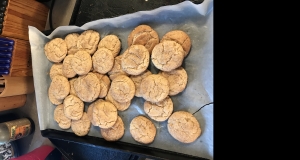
[10,124,30,140]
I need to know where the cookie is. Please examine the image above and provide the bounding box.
[109,75,135,103]
[93,72,111,98]
[49,75,70,100]
[62,55,77,78]
[159,67,188,96]
[129,116,156,144]
[44,38,67,63]
[140,74,169,103]
[144,96,173,122]
[87,99,104,126]
[71,112,91,136]
[108,55,128,80]
[151,41,184,72]
[63,95,84,120]
[92,101,118,129]
[48,89,63,105]
[49,63,63,80]
[100,116,125,141]
[92,48,114,74]
[98,35,121,57]
[127,25,159,53]
[54,104,71,129]
[121,45,150,75]
[161,30,191,57]
[167,111,201,143]
[77,30,100,54]
[69,78,77,96]
[71,50,92,75]
[105,90,131,111]
[74,73,100,102]
[130,70,152,97]
[65,33,80,55]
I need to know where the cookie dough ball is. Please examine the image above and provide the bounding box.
[92,101,117,129]
[49,75,70,100]
[100,116,125,141]
[77,30,100,54]
[167,111,201,143]
[110,75,135,103]
[48,89,63,105]
[63,95,84,120]
[140,74,169,103]
[93,72,111,98]
[121,45,150,75]
[65,33,80,55]
[74,73,100,102]
[71,112,91,136]
[98,35,121,57]
[54,104,71,129]
[49,63,63,80]
[144,96,173,122]
[105,90,131,111]
[108,55,128,80]
[44,38,67,63]
[151,41,184,72]
[71,50,92,75]
[92,48,114,74]
[161,30,191,57]
[69,78,77,96]
[62,55,77,78]
[130,70,152,97]
[130,116,156,144]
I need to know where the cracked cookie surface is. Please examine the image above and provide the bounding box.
[48,89,63,105]
[98,35,121,57]
[130,116,156,144]
[93,72,111,98]
[92,48,114,74]
[63,95,84,120]
[144,96,173,122]
[44,38,67,63]
[130,70,152,97]
[92,101,118,128]
[108,55,128,80]
[74,73,100,102]
[65,33,80,55]
[71,112,91,136]
[62,55,77,78]
[87,99,104,126]
[77,30,100,54]
[49,63,63,80]
[161,30,191,57]
[54,104,71,129]
[71,50,92,75]
[105,90,131,111]
[49,75,70,100]
[100,116,125,141]
[69,78,77,96]
[110,75,135,103]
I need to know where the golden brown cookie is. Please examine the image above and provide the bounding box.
[140,74,169,103]
[71,50,92,75]
[159,67,188,96]
[92,101,118,129]
[44,38,67,63]
[65,33,80,55]
[93,72,111,98]
[100,116,125,141]
[151,41,184,72]
[98,35,121,57]
[48,89,63,105]
[49,63,63,80]
[127,25,159,53]
[92,48,114,74]
[63,95,84,120]
[87,99,104,126]
[105,90,131,111]
[167,111,201,143]
[129,116,156,144]
[109,75,135,103]
[54,104,71,129]
[77,30,100,55]
[161,30,191,57]
[71,112,91,136]
[130,70,152,97]
[74,73,100,102]
[108,55,128,80]
[69,78,77,96]
[121,45,150,75]
[62,55,77,78]
[49,75,70,100]
[144,96,173,122]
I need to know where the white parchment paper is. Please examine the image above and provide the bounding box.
[29,0,213,159]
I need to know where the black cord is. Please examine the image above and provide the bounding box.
[49,0,56,30]
[193,102,213,115]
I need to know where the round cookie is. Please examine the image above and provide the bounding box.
[48,89,63,105]
[69,78,77,96]
[71,50,92,75]
[144,96,173,122]
[161,30,191,57]
[151,41,184,72]
[129,116,156,144]
[92,101,117,129]
[108,55,128,80]
[54,104,71,129]
[100,116,125,141]
[62,55,77,78]
[71,112,91,136]
[44,38,67,63]
[140,74,169,103]
[74,73,100,102]
[127,25,159,53]
[98,35,121,57]
[65,33,79,55]
[92,48,114,74]
[49,75,70,100]
[77,30,100,55]
[105,90,131,111]
[87,99,103,126]
[109,75,135,103]
[121,45,150,75]
[130,70,152,97]
[63,95,84,120]
[168,111,201,143]
[159,67,188,96]
[93,72,111,98]
[49,63,63,80]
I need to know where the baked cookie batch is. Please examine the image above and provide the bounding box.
[46,25,201,144]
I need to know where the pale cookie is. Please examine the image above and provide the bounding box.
[62,55,77,78]
[77,30,100,54]
[161,30,191,57]
[71,112,91,136]
[44,38,67,63]
[93,72,111,98]
[144,96,173,122]
[159,67,188,96]
[121,45,150,75]
[65,33,80,55]
[87,99,104,126]
[92,48,114,74]
[69,78,77,96]
[105,90,130,111]
[130,116,156,144]
[108,55,128,80]
[63,95,84,120]
[92,101,117,128]
[140,74,169,103]
[98,35,121,57]
[127,25,159,53]
[151,41,184,72]
[54,104,71,129]
[71,50,92,75]
[49,75,70,100]
[74,73,100,102]
[100,116,125,141]
[110,75,135,103]
[48,89,63,105]
[130,70,152,97]
[49,63,63,80]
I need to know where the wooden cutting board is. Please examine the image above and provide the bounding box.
[0,94,26,111]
